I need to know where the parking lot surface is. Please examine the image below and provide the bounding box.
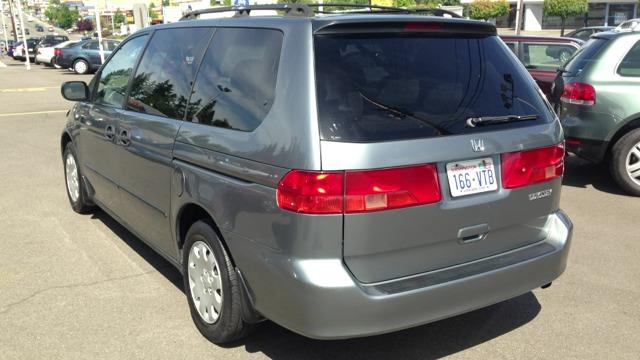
[0,59,639,359]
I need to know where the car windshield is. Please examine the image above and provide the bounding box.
[314,34,553,142]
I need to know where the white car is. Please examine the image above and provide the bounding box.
[615,18,640,32]
[35,40,78,67]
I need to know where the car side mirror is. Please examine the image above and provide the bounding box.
[61,81,89,101]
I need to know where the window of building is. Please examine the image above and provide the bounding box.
[186,28,283,132]
[94,35,148,108]
[522,43,578,71]
[618,42,640,77]
[127,28,213,120]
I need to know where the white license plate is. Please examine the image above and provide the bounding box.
[446,157,498,197]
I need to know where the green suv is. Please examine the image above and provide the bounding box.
[555,30,640,195]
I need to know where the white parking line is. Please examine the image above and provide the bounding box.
[0,109,67,117]
[0,60,6,68]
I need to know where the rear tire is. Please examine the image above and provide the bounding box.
[183,220,253,344]
[73,59,89,74]
[63,142,95,213]
[610,128,640,196]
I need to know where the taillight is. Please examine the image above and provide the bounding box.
[276,165,441,214]
[501,143,565,189]
[345,165,440,213]
[560,82,596,106]
[54,48,61,56]
[276,171,344,214]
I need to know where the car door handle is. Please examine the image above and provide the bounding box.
[118,128,131,146]
[104,124,115,141]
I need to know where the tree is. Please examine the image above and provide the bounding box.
[76,19,93,32]
[114,8,125,25]
[394,0,416,7]
[468,0,509,21]
[149,2,158,19]
[544,0,587,36]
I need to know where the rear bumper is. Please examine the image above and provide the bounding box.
[237,210,572,339]
[565,138,608,163]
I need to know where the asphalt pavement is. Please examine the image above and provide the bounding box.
[0,58,639,359]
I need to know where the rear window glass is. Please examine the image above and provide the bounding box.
[314,34,553,142]
[563,38,608,75]
[617,41,640,77]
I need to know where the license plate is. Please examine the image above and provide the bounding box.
[446,157,498,197]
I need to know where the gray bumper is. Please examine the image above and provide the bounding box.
[231,210,572,340]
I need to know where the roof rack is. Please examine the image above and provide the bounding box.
[180,3,462,21]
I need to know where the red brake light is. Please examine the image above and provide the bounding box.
[54,48,61,56]
[404,22,443,31]
[276,165,441,214]
[345,165,440,213]
[501,143,565,189]
[560,82,596,106]
[276,171,344,214]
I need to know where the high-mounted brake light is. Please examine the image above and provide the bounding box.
[404,22,443,31]
[501,143,565,189]
[560,82,596,106]
[276,165,441,214]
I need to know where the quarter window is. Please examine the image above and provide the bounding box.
[127,28,213,120]
[94,35,148,108]
[522,43,577,71]
[618,42,640,77]
[186,28,283,132]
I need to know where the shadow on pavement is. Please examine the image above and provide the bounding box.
[91,209,541,359]
[90,210,184,292]
[562,155,625,195]
[236,292,540,360]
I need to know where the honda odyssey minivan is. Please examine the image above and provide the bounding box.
[60,4,573,344]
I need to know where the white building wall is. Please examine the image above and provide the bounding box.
[524,3,543,31]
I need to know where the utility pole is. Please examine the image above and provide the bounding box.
[515,0,524,35]
[8,0,18,41]
[1,0,9,50]
[95,0,104,64]
[15,0,29,69]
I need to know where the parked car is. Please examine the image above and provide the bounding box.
[564,26,614,41]
[36,40,78,67]
[553,30,640,195]
[35,25,44,32]
[59,7,572,344]
[47,26,53,32]
[501,35,583,97]
[33,34,69,64]
[11,38,38,61]
[615,18,640,32]
[56,39,120,74]
[9,40,22,58]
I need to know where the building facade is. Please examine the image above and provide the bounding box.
[462,0,639,30]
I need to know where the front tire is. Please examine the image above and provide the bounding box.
[183,220,253,344]
[73,59,89,74]
[63,143,94,213]
[610,128,640,196]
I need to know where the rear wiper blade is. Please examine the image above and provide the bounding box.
[359,92,451,135]
[466,114,539,128]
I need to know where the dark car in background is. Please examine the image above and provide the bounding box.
[34,34,69,64]
[56,39,120,74]
[35,25,44,32]
[501,35,583,97]
[564,26,614,41]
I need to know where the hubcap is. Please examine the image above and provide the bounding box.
[65,153,80,202]
[75,61,87,73]
[625,142,640,186]
[188,241,223,324]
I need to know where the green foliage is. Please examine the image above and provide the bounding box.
[149,2,158,19]
[543,0,588,19]
[468,0,508,20]
[44,1,79,29]
[162,0,171,5]
[114,8,126,25]
[277,0,314,3]
[394,0,417,7]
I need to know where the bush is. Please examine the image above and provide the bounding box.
[468,0,509,20]
[544,0,588,35]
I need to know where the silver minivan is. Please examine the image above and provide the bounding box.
[60,5,572,344]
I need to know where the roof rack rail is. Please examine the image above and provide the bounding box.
[180,3,462,21]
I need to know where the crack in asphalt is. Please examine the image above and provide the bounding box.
[0,270,162,316]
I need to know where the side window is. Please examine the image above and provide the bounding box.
[126,28,213,120]
[84,40,99,50]
[187,28,283,132]
[94,35,148,108]
[574,30,592,41]
[618,42,640,77]
[522,43,578,70]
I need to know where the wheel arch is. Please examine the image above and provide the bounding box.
[606,117,640,160]
[61,131,72,155]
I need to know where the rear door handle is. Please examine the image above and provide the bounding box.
[104,125,115,141]
[118,128,131,146]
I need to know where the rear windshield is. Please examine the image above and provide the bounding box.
[314,34,553,142]
[563,38,609,75]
